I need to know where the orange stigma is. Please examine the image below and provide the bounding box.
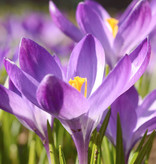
[69,76,87,97]
[106,18,118,38]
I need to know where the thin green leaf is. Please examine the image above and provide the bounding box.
[38,149,47,164]
[116,113,125,164]
[28,140,36,164]
[102,137,115,164]
[59,145,66,164]
[144,139,153,164]
[47,120,58,164]
[134,130,155,164]
[136,130,148,152]
[88,129,98,163]
[90,143,99,164]
[97,109,111,147]
[105,64,110,77]
[129,130,148,164]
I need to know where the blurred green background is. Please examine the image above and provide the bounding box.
[0,0,132,12]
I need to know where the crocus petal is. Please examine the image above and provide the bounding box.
[88,55,131,121]
[0,46,9,69]
[4,58,39,106]
[84,0,110,20]
[9,79,22,96]
[37,75,89,120]
[126,89,156,156]
[123,38,151,92]
[135,89,156,129]
[114,0,151,56]
[9,78,53,140]
[76,2,115,65]
[118,0,138,25]
[107,87,138,151]
[67,34,105,97]
[0,85,33,121]
[150,0,156,15]
[130,117,156,158]
[49,1,83,42]
[19,38,63,82]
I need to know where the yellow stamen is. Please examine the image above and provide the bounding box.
[106,18,119,38]
[69,76,87,97]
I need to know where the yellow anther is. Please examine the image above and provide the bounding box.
[106,18,119,38]
[69,76,87,97]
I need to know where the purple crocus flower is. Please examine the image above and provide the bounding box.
[3,34,150,164]
[49,0,155,66]
[106,86,156,163]
[0,81,53,163]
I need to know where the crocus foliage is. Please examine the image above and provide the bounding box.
[49,0,155,66]
[2,34,150,163]
[106,86,156,161]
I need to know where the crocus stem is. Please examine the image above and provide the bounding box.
[72,135,89,164]
[44,143,52,164]
[76,143,88,164]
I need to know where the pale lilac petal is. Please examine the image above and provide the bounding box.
[114,0,151,57]
[107,87,138,154]
[133,118,156,140]
[19,38,63,82]
[135,89,156,129]
[9,79,21,96]
[123,38,151,92]
[119,0,138,25]
[0,85,33,121]
[76,2,115,65]
[4,58,39,106]
[49,1,83,42]
[23,97,53,140]
[150,0,156,15]
[84,0,110,20]
[88,55,131,121]
[67,34,105,97]
[0,46,9,69]
[130,117,156,158]
[9,79,53,140]
[37,75,89,120]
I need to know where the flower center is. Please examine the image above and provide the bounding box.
[69,76,87,97]
[106,18,118,38]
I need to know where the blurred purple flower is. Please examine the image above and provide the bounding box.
[0,45,9,69]
[106,86,156,163]
[49,0,155,66]
[0,12,73,57]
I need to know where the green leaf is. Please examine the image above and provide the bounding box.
[59,145,66,164]
[38,149,47,164]
[116,113,125,164]
[129,130,148,164]
[97,109,111,147]
[134,130,155,164]
[47,120,58,164]
[90,143,99,164]
[28,140,36,164]
[102,137,115,164]
[105,64,110,77]
[144,139,153,164]
[90,109,111,164]
[136,130,148,152]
